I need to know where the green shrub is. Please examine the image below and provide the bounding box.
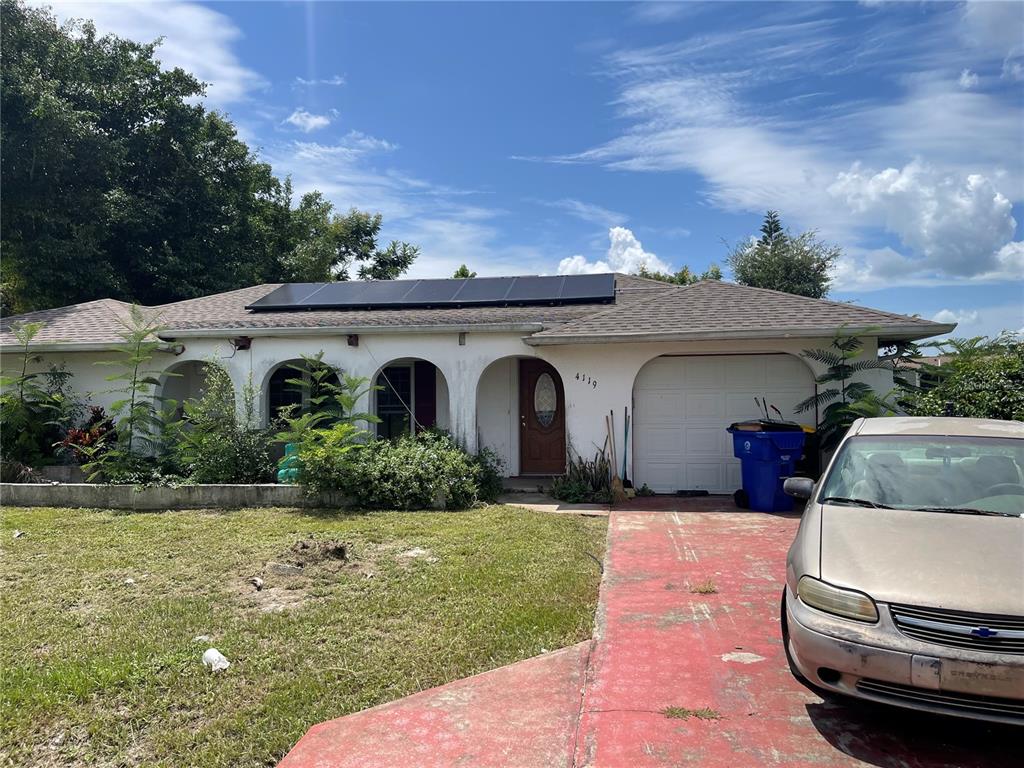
[291,422,366,494]
[904,337,1024,421]
[343,431,482,510]
[170,363,276,484]
[472,446,504,503]
[551,447,611,503]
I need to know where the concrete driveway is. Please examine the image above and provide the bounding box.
[280,498,1019,767]
[578,497,1018,767]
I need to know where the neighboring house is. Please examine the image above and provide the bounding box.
[0,274,954,493]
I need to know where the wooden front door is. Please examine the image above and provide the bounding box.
[519,359,566,475]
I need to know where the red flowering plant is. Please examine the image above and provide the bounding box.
[59,406,114,464]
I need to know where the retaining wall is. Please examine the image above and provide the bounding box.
[0,483,348,511]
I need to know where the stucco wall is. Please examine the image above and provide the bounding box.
[2,330,892,481]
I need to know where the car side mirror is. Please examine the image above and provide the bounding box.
[784,477,814,500]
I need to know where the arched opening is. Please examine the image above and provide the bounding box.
[160,360,227,421]
[630,352,815,494]
[265,359,342,424]
[476,356,565,477]
[372,358,449,440]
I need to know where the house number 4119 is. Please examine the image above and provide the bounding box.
[576,372,598,388]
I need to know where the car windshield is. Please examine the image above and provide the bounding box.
[818,435,1024,516]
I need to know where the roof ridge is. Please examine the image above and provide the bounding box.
[696,280,939,326]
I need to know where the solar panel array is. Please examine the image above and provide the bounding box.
[246,274,616,312]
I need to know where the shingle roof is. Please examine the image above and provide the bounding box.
[0,275,952,349]
[0,274,671,347]
[0,299,135,347]
[525,280,953,344]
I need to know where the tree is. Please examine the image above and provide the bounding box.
[270,194,419,283]
[795,328,895,449]
[637,264,722,285]
[727,211,840,298]
[904,336,1024,421]
[0,1,418,312]
[453,264,477,278]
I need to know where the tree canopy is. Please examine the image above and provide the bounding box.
[637,264,722,285]
[0,0,417,313]
[452,264,477,278]
[726,211,839,298]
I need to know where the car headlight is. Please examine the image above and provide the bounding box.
[797,576,878,623]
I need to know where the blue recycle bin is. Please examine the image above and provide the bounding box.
[727,429,807,512]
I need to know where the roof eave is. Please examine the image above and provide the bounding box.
[523,323,957,346]
[158,322,545,340]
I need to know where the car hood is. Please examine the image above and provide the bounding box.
[820,505,1024,614]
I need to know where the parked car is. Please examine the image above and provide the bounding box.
[781,416,1024,725]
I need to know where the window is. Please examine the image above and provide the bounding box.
[818,435,1024,514]
[376,365,412,440]
[267,363,341,423]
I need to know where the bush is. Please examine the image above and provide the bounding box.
[551,447,611,504]
[342,431,483,510]
[904,338,1024,421]
[471,446,504,503]
[170,363,277,484]
[291,422,366,494]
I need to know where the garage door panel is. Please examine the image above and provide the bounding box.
[633,354,814,494]
[685,392,723,418]
[684,426,724,456]
[686,463,723,492]
[643,427,683,459]
[725,357,767,386]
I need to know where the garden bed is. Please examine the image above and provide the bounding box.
[0,482,348,510]
[0,505,607,767]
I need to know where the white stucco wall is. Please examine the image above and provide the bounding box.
[2,330,892,480]
[475,357,520,475]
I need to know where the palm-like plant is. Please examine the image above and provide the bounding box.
[796,328,895,449]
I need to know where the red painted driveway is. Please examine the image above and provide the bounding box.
[280,498,1020,767]
[576,499,1018,767]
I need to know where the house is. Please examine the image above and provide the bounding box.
[0,274,953,493]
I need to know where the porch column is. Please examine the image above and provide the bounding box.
[446,358,480,453]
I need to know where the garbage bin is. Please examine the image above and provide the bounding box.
[276,443,300,484]
[727,427,807,512]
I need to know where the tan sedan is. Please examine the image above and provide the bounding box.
[782,416,1024,724]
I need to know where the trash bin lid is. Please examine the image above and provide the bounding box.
[728,419,804,433]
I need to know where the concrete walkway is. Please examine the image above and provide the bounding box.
[279,498,1019,768]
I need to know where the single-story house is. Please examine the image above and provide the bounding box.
[0,274,953,492]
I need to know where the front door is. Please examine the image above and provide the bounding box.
[519,359,566,475]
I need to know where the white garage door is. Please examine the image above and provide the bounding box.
[632,355,815,494]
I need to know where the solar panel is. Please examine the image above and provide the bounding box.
[450,276,516,304]
[401,279,464,305]
[245,274,616,311]
[559,273,615,301]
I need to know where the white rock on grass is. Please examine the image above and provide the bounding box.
[202,648,230,672]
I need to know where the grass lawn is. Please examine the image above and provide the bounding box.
[0,505,606,767]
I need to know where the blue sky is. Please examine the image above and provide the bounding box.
[43,1,1024,340]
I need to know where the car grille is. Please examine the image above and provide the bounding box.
[856,679,1024,721]
[890,604,1024,655]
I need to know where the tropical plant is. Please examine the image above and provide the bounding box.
[796,328,895,449]
[551,445,612,503]
[169,362,277,483]
[726,211,840,298]
[80,306,175,482]
[274,353,379,443]
[59,406,114,464]
[904,336,1024,421]
[0,321,52,466]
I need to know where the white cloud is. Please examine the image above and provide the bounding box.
[36,1,266,104]
[541,199,627,227]
[294,75,346,87]
[558,227,672,275]
[828,161,1017,277]
[958,68,979,89]
[284,109,332,133]
[932,308,979,325]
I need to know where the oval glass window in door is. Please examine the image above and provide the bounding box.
[534,372,557,427]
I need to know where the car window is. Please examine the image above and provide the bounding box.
[818,435,1024,514]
